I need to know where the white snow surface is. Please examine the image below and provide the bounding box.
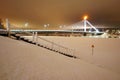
[39,36,120,73]
[0,36,120,80]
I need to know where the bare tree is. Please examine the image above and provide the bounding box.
[0,18,4,29]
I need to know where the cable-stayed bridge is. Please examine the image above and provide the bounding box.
[4,16,104,36]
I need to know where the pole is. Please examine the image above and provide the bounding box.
[91,45,94,56]
[35,32,38,45]
[32,32,35,42]
[84,19,87,32]
[6,19,10,37]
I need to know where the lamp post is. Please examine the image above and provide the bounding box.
[6,18,11,37]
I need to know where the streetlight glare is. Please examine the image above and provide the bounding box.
[44,24,47,27]
[83,15,88,20]
[25,22,29,27]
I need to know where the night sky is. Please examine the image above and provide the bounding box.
[0,0,120,28]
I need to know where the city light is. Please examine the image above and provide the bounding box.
[83,15,88,20]
[25,22,29,27]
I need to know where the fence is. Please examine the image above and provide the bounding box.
[19,31,76,57]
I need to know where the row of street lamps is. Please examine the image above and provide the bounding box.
[23,22,66,30]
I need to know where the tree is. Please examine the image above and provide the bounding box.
[0,18,4,29]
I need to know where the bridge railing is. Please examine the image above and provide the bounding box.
[18,30,76,57]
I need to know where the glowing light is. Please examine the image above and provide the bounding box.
[83,15,88,20]
[25,22,29,27]
[44,24,47,27]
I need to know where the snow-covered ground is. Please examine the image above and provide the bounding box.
[0,36,120,80]
[39,36,120,73]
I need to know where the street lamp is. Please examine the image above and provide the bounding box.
[25,22,29,29]
[59,25,62,29]
[44,24,49,30]
[44,24,47,28]
[83,15,88,20]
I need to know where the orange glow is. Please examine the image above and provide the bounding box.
[83,15,88,20]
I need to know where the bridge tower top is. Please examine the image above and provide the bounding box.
[65,15,100,33]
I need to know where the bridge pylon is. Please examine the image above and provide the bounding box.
[65,15,100,33]
[83,15,99,33]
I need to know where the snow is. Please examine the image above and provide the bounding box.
[0,36,120,80]
[39,36,120,73]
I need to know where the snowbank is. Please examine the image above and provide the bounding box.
[0,36,120,80]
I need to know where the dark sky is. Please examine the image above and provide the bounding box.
[0,0,120,28]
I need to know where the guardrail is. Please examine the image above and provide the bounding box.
[13,30,77,58]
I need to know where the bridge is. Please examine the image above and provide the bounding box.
[4,16,104,36]
[0,16,103,59]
